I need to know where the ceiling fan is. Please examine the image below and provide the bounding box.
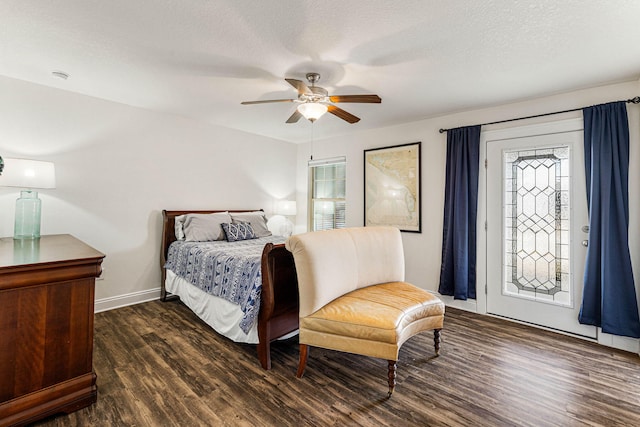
[241,73,381,124]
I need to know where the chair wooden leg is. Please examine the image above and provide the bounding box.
[387,360,397,398]
[434,328,441,356]
[296,344,309,378]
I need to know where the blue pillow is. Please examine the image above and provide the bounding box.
[221,222,256,242]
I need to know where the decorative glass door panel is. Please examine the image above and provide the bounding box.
[504,146,571,306]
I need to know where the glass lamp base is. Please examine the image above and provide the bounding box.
[14,190,42,240]
[266,215,294,237]
[280,218,294,237]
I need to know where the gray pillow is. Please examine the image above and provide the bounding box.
[183,212,232,241]
[230,211,272,237]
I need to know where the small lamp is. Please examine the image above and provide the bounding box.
[0,158,56,239]
[297,103,328,122]
[267,200,297,237]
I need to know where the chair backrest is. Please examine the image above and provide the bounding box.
[286,226,405,317]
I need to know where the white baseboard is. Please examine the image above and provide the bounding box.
[597,329,640,355]
[436,293,478,312]
[94,288,161,313]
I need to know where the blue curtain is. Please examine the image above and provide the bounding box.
[579,101,640,338]
[438,125,481,300]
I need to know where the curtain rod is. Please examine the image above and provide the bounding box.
[438,96,640,133]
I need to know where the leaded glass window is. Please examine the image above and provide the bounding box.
[503,146,571,306]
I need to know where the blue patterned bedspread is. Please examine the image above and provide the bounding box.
[165,236,286,333]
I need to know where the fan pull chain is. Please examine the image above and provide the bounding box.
[310,122,314,161]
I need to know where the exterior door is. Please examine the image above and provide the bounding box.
[486,128,597,338]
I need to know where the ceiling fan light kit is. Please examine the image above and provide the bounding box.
[297,102,328,122]
[241,72,381,124]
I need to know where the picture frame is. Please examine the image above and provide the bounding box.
[364,141,421,233]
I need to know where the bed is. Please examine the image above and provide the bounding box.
[160,209,299,370]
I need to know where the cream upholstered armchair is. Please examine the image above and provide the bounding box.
[285,226,444,397]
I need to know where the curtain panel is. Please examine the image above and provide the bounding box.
[579,101,640,338]
[438,125,481,300]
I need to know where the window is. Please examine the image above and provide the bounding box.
[308,157,346,231]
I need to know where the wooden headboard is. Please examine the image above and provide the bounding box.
[160,209,264,299]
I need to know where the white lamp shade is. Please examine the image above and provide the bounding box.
[276,200,297,216]
[297,103,328,121]
[0,158,56,189]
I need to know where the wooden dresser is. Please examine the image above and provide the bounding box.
[0,234,104,427]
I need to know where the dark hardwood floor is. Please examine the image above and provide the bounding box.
[33,300,640,427]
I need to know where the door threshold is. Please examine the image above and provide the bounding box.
[486,312,597,341]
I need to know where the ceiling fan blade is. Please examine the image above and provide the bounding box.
[286,110,303,123]
[285,78,312,95]
[327,105,360,124]
[241,99,295,105]
[329,94,381,103]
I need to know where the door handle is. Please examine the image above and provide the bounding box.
[582,240,589,247]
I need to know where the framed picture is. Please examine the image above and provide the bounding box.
[364,142,421,233]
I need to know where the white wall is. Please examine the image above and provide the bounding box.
[0,75,298,308]
[296,80,640,350]
[2,73,638,349]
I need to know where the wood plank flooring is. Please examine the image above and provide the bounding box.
[33,300,640,427]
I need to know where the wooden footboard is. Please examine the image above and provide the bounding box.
[160,209,299,370]
[259,242,299,370]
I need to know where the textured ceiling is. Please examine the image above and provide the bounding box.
[2,0,640,143]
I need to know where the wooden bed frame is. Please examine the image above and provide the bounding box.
[159,209,299,370]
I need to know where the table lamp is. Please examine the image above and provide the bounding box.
[267,200,297,237]
[0,158,56,239]
[276,200,297,236]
